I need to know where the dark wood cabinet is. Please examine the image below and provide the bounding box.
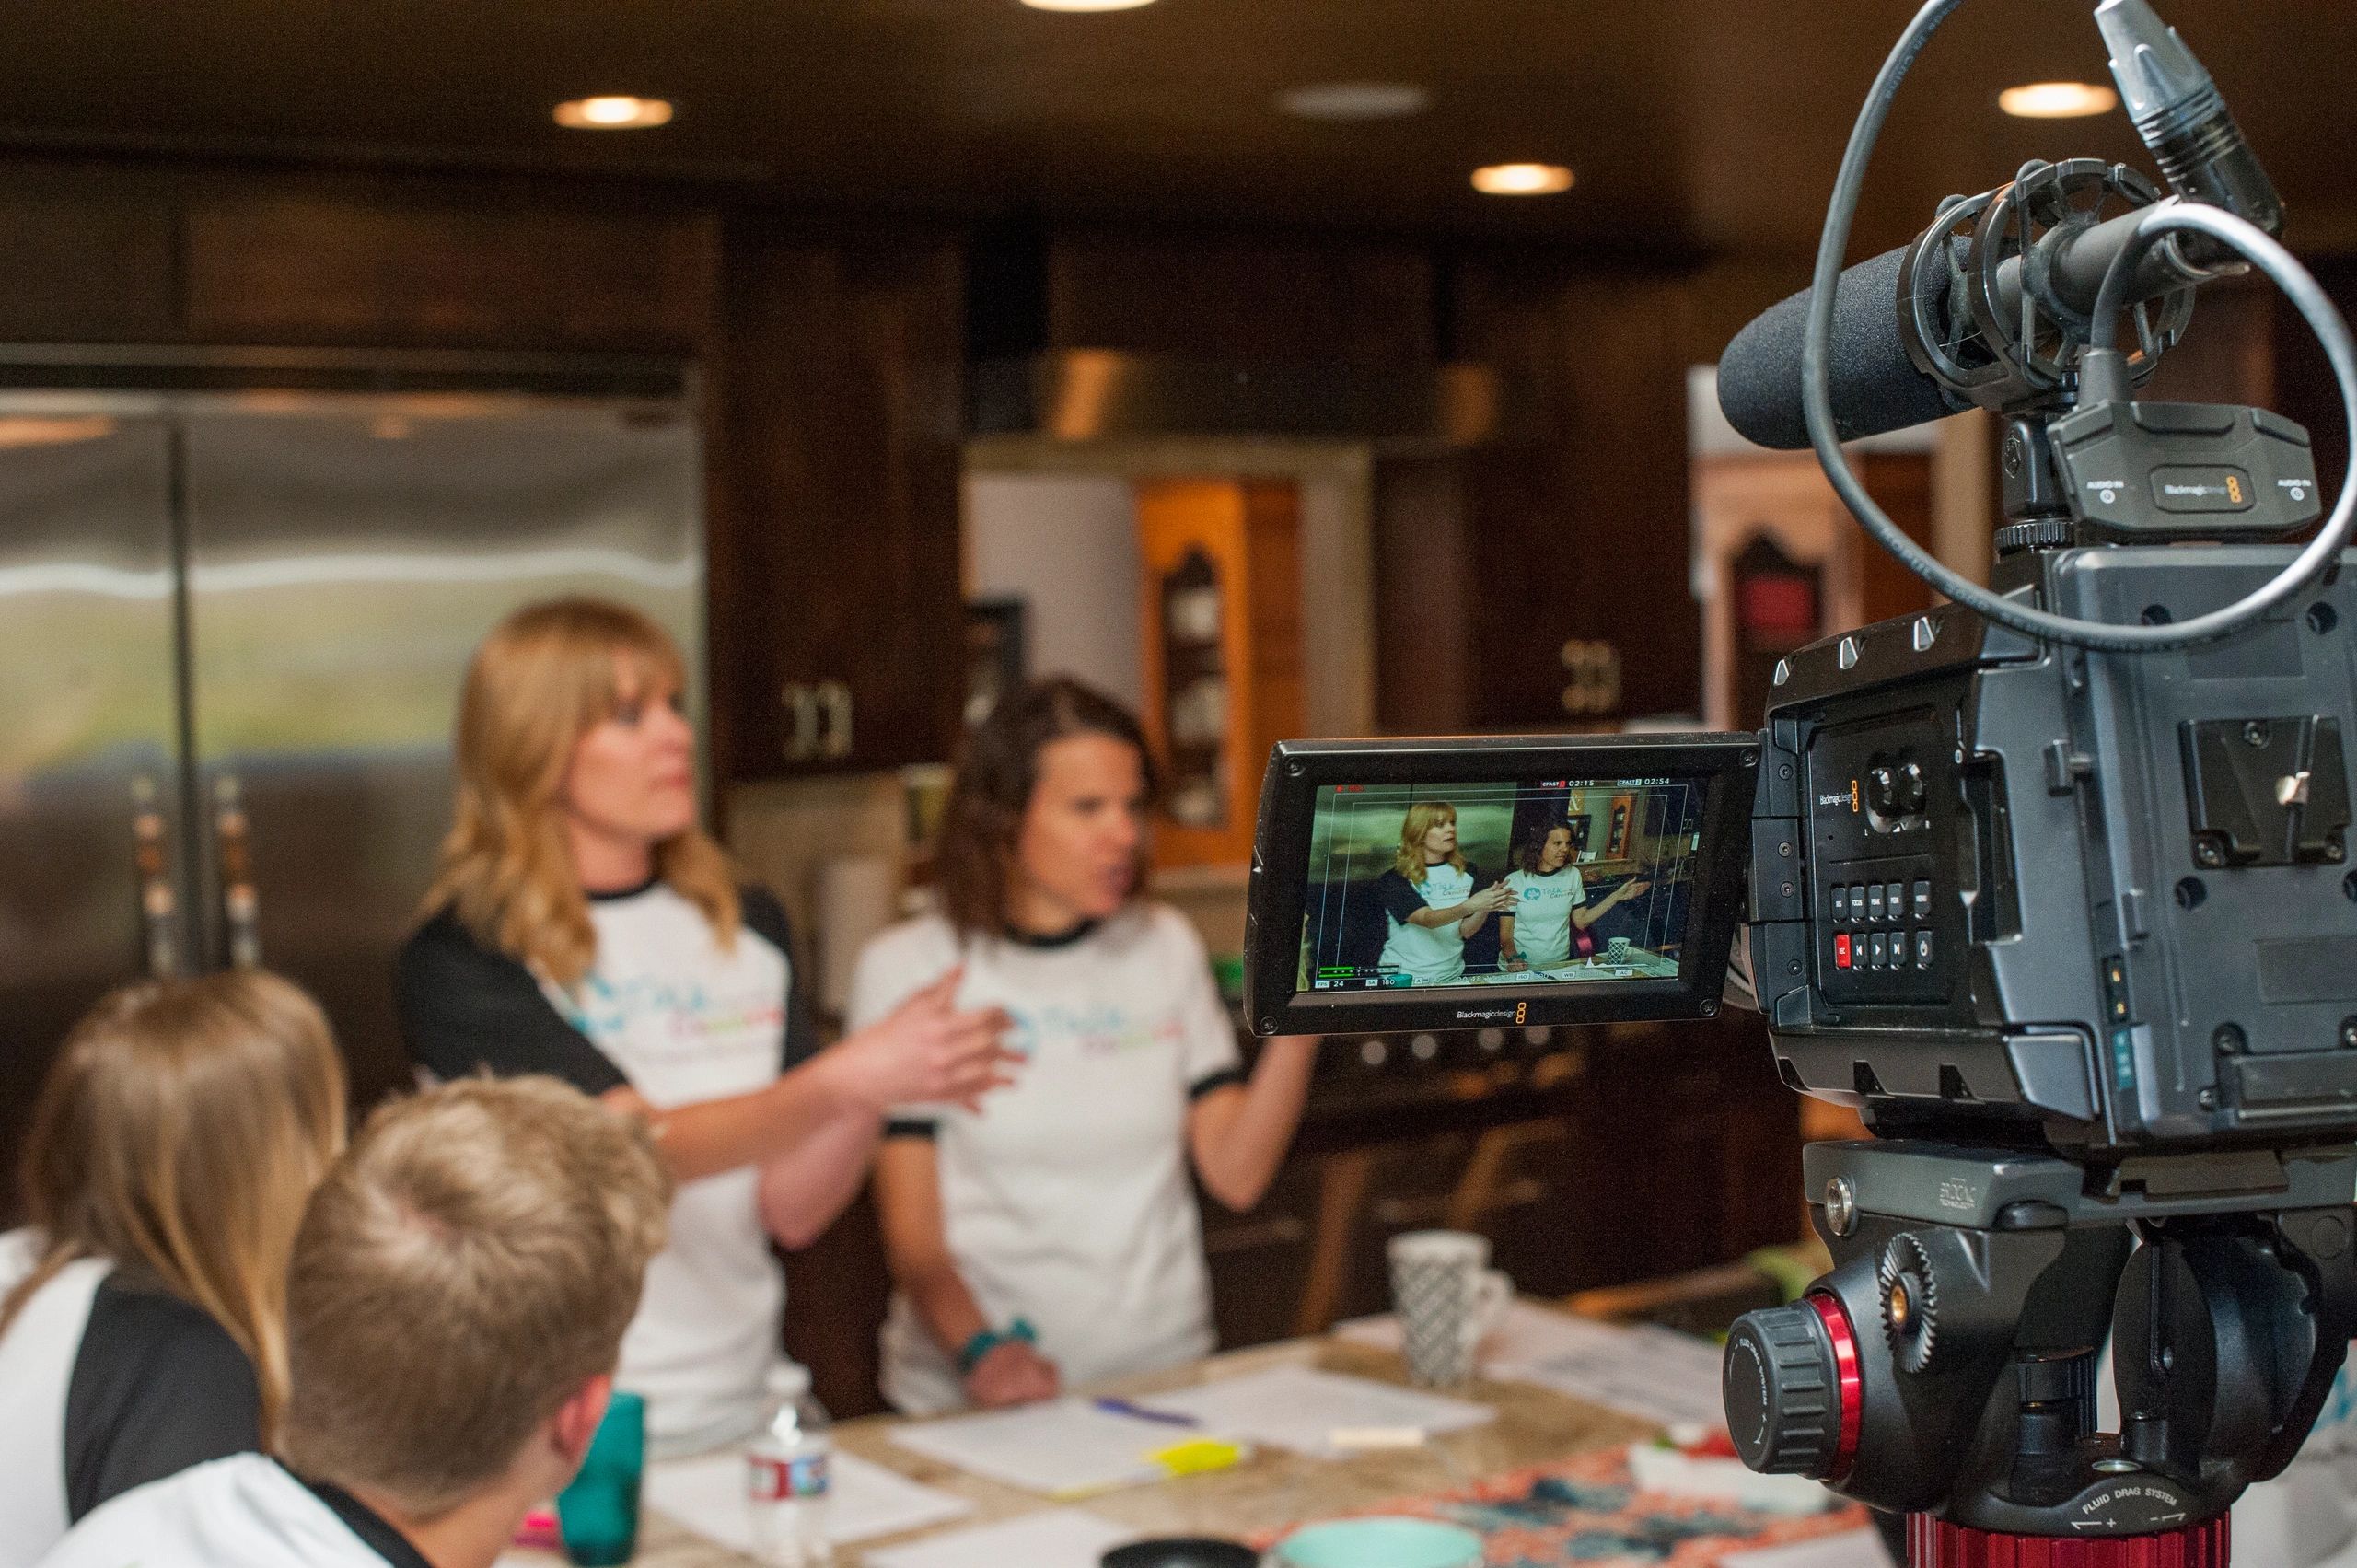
[704,223,967,784]
[0,173,179,342]
[181,192,717,348]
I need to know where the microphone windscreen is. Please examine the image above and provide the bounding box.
[1715,246,1956,449]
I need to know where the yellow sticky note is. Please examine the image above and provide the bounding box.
[1152,1437,1246,1477]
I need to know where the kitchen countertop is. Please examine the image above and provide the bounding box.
[627,1328,1662,1566]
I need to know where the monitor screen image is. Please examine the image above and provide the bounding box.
[1297,776,1706,993]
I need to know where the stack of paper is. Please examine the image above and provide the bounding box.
[1144,1365,1494,1458]
[888,1398,1200,1497]
[1490,1318,1727,1431]
[863,1508,1138,1568]
[644,1448,974,1551]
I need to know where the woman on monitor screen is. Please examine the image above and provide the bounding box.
[1498,822,1650,971]
[1374,802,1512,985]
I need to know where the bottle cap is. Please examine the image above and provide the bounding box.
[764,1361,812,1399]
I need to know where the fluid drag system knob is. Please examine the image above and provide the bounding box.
[1723,1293,1863,1478]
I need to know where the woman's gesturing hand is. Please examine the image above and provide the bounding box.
[964,1340,1061,1409]
[836,967,1019,1112]
[1468,883,1518,915]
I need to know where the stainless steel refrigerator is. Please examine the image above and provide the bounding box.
[0,371,703,1202]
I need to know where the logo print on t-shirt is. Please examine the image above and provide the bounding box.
[1002,1003,1187,1061]
[568,973,785,1063]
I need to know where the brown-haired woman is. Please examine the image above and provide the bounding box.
[395,597,1015,1456]
[0,970,347,1562]
[852,678,1317,1415]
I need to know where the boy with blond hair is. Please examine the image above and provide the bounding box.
[41,1075,669,1568]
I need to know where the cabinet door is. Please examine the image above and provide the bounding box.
[0,412,181,1218]
[707,230,964,783]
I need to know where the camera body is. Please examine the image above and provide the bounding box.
[1751,540,2357,1163]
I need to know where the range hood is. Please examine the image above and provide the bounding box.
[966,349,1523,450]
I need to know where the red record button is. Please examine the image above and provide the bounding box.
[1834,933,1852,970]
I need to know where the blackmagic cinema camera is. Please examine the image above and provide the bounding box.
[1244,0,2357,1561]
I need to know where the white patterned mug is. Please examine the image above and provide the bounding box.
[1387,1230,1512,1388]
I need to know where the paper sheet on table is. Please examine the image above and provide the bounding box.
[863,1507,1136,1568]
[1143,1365,1493,1458]
[1721,1527,1898,1567]
[645,1447,975,1551]
[1490,1318,1728,1432]
[888,1398,1194,1496]
[1341,1301,1727,1431]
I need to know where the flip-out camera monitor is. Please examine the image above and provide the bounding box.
[1244,736,1759,1036]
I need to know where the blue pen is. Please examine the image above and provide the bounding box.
[1094,1396,1200,1428]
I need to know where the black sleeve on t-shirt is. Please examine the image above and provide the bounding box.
[64,1278,261,1522]
[1188,1067,1248,1101]
[1375,869,1428,924]
[394,908,629,1097]
[739,885,821,1071]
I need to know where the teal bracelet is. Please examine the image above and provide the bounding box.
[957,1317,1037,1376]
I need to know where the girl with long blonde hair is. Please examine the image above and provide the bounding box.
[1374,800,1514,984]
[396,596,1016,1454]
[0,970,346,1562]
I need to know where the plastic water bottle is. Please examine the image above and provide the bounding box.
[747,1362,833,1566]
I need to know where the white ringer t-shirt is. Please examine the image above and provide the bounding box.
[1504,865,1587,967]
[41,1454,431,1568]
[397,879,811,1455]
[847,903,1243,1417]
[1376,861,1479,983]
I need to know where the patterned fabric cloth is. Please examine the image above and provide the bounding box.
[1259,1445,1871,1565]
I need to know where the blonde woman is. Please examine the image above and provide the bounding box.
[1374,802,1514,985]
[0,970,346,1562]
[395,598,1016,1455]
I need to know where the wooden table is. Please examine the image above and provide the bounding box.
[629,1328,1661,1565]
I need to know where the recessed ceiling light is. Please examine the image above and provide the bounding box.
[1998,81,2119,119]
[1471,163,1575,196]
[1277,82,1430,122]
[1021,0,1157,10]
[553,96,674,130]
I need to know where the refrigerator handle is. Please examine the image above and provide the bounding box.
[212,773,262,970]
[783,681,821,761]
[817,679,853,761]
[130,775,182,979]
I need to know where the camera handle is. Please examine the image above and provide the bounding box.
[1799,0,2357,653]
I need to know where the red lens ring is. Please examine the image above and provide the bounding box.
[1806,1289,1864,1478]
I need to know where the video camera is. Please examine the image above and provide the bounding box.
[1244,1,2357,1560]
